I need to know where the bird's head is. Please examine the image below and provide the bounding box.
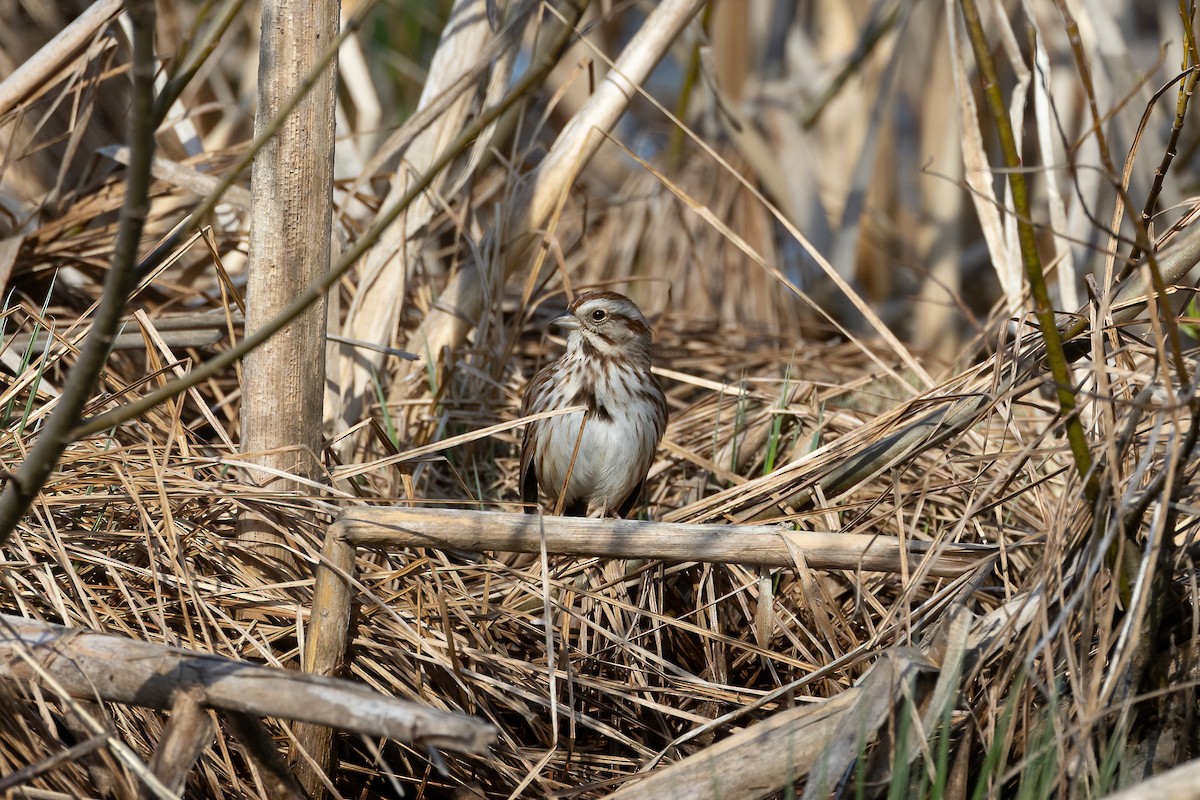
[553,291,653,359]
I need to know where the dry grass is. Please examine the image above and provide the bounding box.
[3,1,1200,798]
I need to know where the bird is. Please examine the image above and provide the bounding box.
[519,291,667,517]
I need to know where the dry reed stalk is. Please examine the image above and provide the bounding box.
[142,688,212,796]
[237,0,339,569]
[293,528,356,792]
[1099,759,1200,800]
[609,677,860,799]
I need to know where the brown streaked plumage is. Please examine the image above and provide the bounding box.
[519,291,668,517]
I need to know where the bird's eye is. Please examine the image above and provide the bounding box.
[590,309,608,322]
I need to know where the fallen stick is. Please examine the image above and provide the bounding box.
[334,506,995,579]
[0,614,494,753]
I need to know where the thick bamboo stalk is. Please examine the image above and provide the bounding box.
[0,614,495,753]
[334,507,994,578]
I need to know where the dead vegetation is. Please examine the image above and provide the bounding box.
[2,0,1200,797]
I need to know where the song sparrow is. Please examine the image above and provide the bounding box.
[520,291,668,517]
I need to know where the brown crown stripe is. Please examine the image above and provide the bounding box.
[568,290,638,310]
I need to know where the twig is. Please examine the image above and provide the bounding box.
[0,0,157,544]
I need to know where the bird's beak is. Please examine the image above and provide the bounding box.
[551,312,580,331]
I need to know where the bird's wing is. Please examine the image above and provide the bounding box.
[519,368,549,511]
[520,424,539,510]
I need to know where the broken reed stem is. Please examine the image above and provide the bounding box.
[294,530,358,796]
[144,689,213,798]
[609,650,932,800]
